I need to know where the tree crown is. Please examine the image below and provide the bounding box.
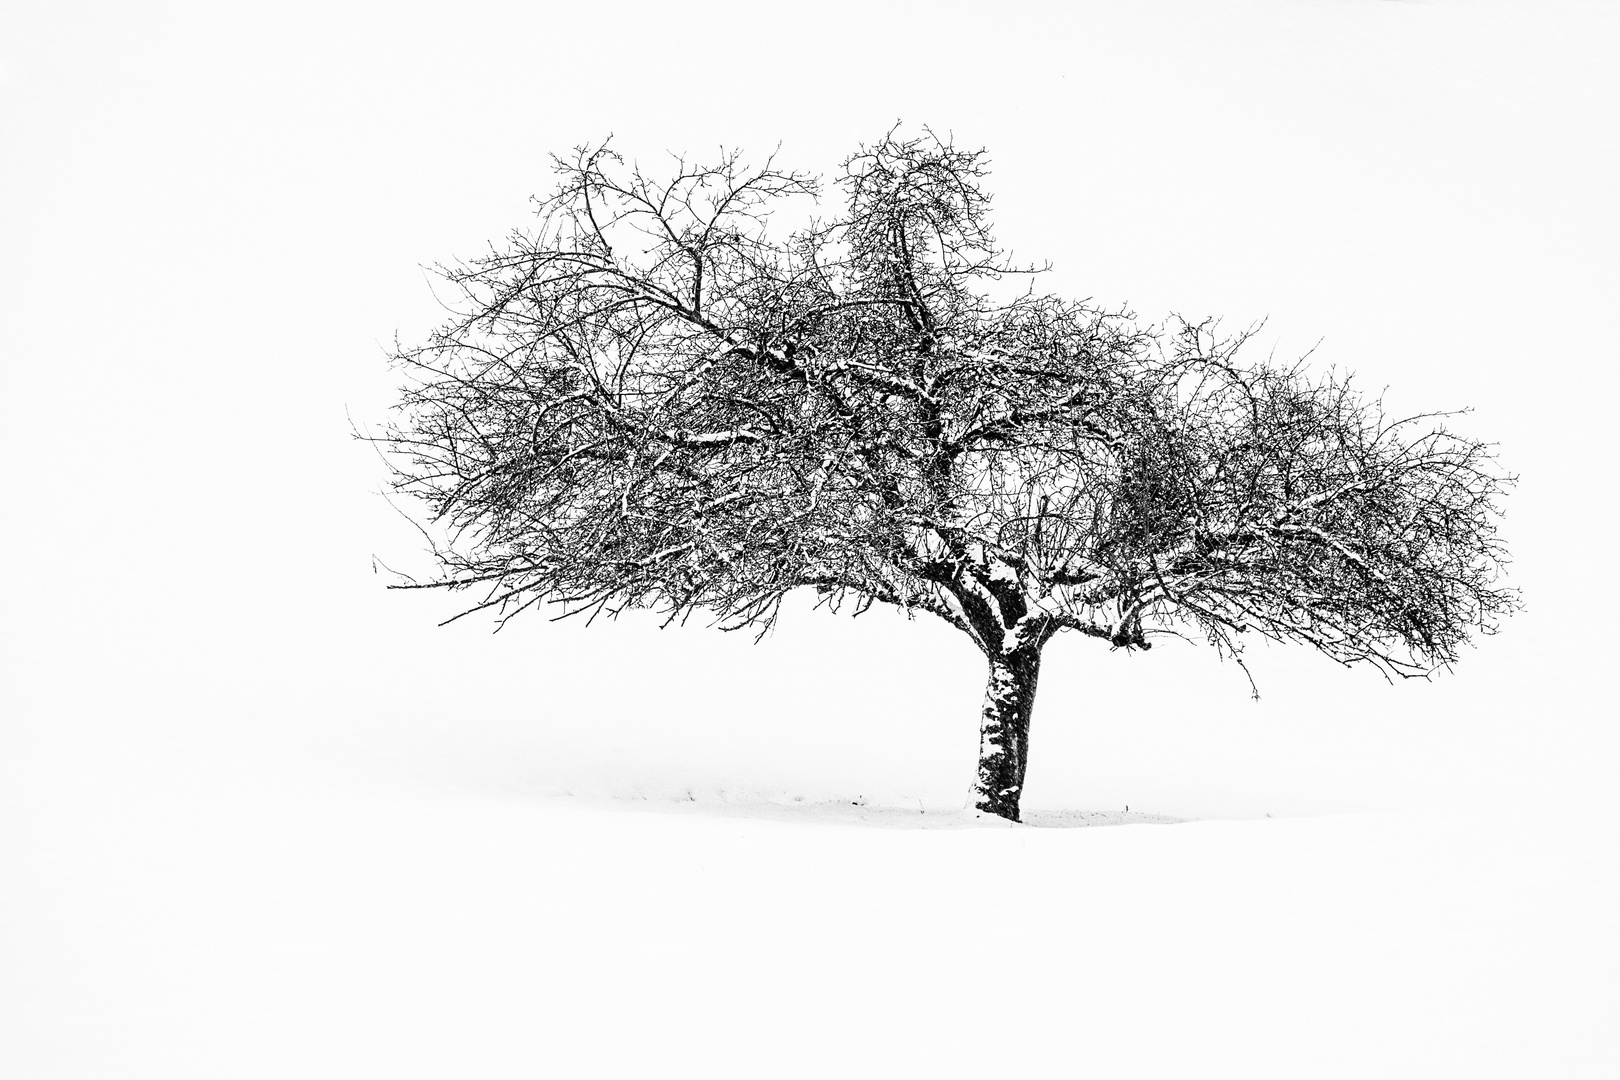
[377,129,1517,679]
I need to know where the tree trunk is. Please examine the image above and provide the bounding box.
[972,648,1042,822]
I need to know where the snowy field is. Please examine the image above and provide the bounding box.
[4,713,1617,1078]
[3,0,1618,1076]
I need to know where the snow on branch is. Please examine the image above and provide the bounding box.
[370,129,1518,677]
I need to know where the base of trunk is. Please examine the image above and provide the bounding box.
[974,786,1023,822]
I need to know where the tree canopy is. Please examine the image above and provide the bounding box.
[376,129,1517,820]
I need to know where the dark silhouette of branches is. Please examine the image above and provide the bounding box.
[371,128,1518,820]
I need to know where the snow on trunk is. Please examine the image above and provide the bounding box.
[972,647,1042,822]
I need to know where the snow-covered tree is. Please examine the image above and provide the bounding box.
[376,130,1517,821]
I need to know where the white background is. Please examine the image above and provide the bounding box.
[3,1,1617,1076]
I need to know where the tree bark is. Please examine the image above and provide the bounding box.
[972,648,1042,822]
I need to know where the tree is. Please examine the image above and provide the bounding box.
[374,129,1518,822]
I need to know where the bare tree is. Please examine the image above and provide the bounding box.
[374,129,1518,822]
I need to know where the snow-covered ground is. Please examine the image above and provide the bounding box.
[3,0,1618,1076]
[4,712,1616,1077]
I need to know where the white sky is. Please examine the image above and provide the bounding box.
[3,0,1616,818]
